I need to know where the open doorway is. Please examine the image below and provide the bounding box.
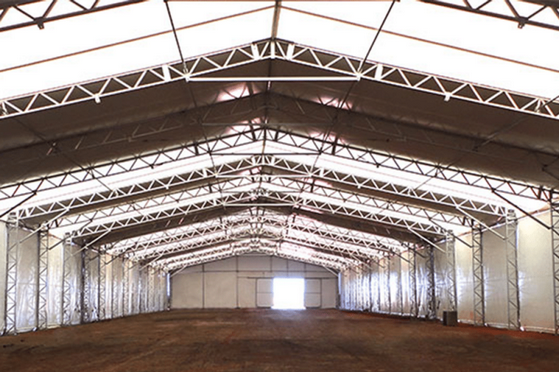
[272,278,305,310]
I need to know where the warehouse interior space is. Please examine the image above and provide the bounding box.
[2,0,559,370]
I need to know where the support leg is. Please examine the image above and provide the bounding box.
[37,228,49,330]
[446,231,457,312]
[551,201,559,335]
[505,209,520,330]
[409,249,418,318]
[472,227,485,326]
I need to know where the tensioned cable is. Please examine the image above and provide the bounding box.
[164,0,188,75]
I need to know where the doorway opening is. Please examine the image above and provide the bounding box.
[272,278,305,310]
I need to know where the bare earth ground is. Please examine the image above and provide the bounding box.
[1,309,559,372]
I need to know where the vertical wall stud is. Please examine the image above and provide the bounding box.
[396,256,403,315]
[111,258,119,318]
[122,260,129,316]
[98,254,106,320]
[409,249,418,318]
[62,235,73,326]
[386,258,391,314]
[426,246,437,319]
[5,213,19,334]
[81,251,90,324]
[551,200,559,335]
[37,228,49,330]
[505,209,520,330]
[446,231,457,312]
[472,226,485,326]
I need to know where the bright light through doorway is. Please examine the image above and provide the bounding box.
[272,278,305,310]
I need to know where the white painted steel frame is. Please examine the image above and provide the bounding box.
[2,39,557,120]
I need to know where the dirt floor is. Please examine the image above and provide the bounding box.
[1,309,559,372]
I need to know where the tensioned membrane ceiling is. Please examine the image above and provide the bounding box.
[1,0,558,272]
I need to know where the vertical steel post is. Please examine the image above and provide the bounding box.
[111,258,119,318]
[122,260,129,316]
[37,228,49,330]
[552,200,559,335]
[62,235,73,326]
[409,249,418,318]
[426,246,437,319]
[98,253,106,320]
[396,256,403,315]
[472,226,485,326]
[505,209,520,330]
[5,213,19,334]
[386,258,391,314]
[81,250,90,324]
[446,231,457,312]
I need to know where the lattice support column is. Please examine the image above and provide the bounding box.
[426,246,437,320]
[122,260,130,316]
[61,235,73,326]
[409,249,418,318]
[472,227,485,326]
[396,256,403,315]
[81,251,91,324]
[37,228,49,330]
[386,258,391,314]
[166,273,171,310]
[148,267,155,313]
[111,258,119,318]
[4,213,19,335]
[505,209,520,330]
[552,201,559,335]
[446,231,457,312]
[98,254,106,320]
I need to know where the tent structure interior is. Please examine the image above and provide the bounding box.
[1,0,559,337]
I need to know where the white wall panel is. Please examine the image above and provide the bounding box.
[287,261,305,271]
[14,229,38,332]
[483,226,508,328]
[205,257,237,272]
[204,272,237,308]
[171,272,203,308]
[47,240,63,327]
[238,277,256,308]
[518,211,554,332]
[171,256,337,310]
[390,256,403,315]
[322,278,337,308]
[238,255,271,271]
[256,278,273,308]
[271,257,288,271]
[456,235,474,323]
[305,293,321,308]
[66,244,82,326]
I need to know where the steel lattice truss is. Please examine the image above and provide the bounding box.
[105,209,405,265]
[1,124,549,270]
[0,0,146,32]
[157,238,356,272]
[2,38,558,120]
[420,0,559,31]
